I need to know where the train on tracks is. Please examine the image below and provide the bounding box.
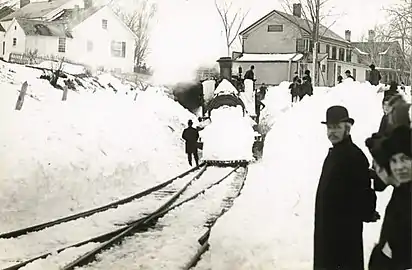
[198,57,263,166]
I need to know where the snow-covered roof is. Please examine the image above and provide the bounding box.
[354,47,368,55]
[235,53,303,62]
[16,18,72,37]
[379,47,390,55]
[1,0,68,21]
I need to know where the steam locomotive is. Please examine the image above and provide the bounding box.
[199,57,263,165]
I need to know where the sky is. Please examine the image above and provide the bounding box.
[146,0,400,84]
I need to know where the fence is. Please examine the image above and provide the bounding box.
[8,53,85,67]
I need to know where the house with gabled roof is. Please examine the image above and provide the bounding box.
[232,4,369,86]
[351,30,409,84]
[0,0,137,73]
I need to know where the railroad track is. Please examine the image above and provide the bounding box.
[1,163,206,269]
[1,163,248,270]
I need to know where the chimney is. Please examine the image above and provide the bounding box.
[368,30,375,42]
[217,57,233,82]
[345,30,351,42]
[84,0,92,9]
[293,3,302,18]
[20,0,30,8]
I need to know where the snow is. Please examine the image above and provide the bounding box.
[208,80,395,269]
[239,79,255,116]
[236,53,303,62]
[0,61,198,238]
[201,106,255,162]
[213,79,238,95]
[2,59,411,269]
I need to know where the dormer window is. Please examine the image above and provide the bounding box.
[102,19,107,29]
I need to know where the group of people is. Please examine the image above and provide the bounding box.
[289,70,314,103]
[314,86,411,269]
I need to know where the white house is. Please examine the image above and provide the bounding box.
[0,0,137,73]
[235,4,369,86]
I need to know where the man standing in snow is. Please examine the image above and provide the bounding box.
[369,64,381,86]
[182,119,200,167]
[244,65,256,81]
[314,106,379,270]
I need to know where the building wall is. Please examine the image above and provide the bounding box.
[233,61,298,85]
[3,19,26,60]
[68,6,135,73]
[25,35,67,57]
[242,13,302,54]
[334,61,367,84]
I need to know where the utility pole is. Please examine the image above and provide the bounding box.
[311,0,320,86]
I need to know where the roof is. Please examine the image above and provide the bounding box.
[16,18,72,37]
[235,53,303,62]
[351,42,395,55]
[240,9,348,44]
[0,6,14,20]
[55,5,103,28]
[1,0,69,21]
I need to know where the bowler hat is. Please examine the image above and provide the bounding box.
[321,105,355,125]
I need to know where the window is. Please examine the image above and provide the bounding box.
[326,44,330,58]
[338,48,345,61]
[87,40,93,52]
[352,68,357,80]
[14,26,16,30]
[58,37,66,53]
[331,46,337,59]
[321,64,326,72]
[12,38,17,46]
[346,49,352,62]
[102,19,108,29]
[111,41,126,58]
[337,65,341,76]
[309,40,314,52]
[267,24,283,32]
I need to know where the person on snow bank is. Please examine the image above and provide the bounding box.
[314,106,379,270]
[182,119,200,167]
[344,70,355,81]
[369,64,381,86]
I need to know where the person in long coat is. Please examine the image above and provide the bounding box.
[182,119,200,167]
[366,126,412,270]
[314,106,379,270]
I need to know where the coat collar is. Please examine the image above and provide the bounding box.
[330,135,353,150]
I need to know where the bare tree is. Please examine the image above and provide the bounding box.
[214,0,249,57]
[111,0,156,70]
[282,0,343,86]
[384,0,412,83]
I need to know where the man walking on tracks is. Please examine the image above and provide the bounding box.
[314,105,379,270]
[182,119,200,167]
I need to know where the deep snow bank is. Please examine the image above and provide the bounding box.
[0,68,197,231]
[208,80,393,269]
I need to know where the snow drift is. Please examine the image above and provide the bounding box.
[0,63,197,231]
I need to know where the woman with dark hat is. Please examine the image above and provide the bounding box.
[366,125,412,269]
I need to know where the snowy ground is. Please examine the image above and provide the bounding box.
[16,166,241,270]
[0,62,198,235]
[206,80,406,269]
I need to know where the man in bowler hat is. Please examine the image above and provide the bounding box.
[314,106,379,270]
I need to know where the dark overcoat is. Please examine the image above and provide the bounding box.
[182,127,199,154]
[314,136,377,270]
[369,180,412,270]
